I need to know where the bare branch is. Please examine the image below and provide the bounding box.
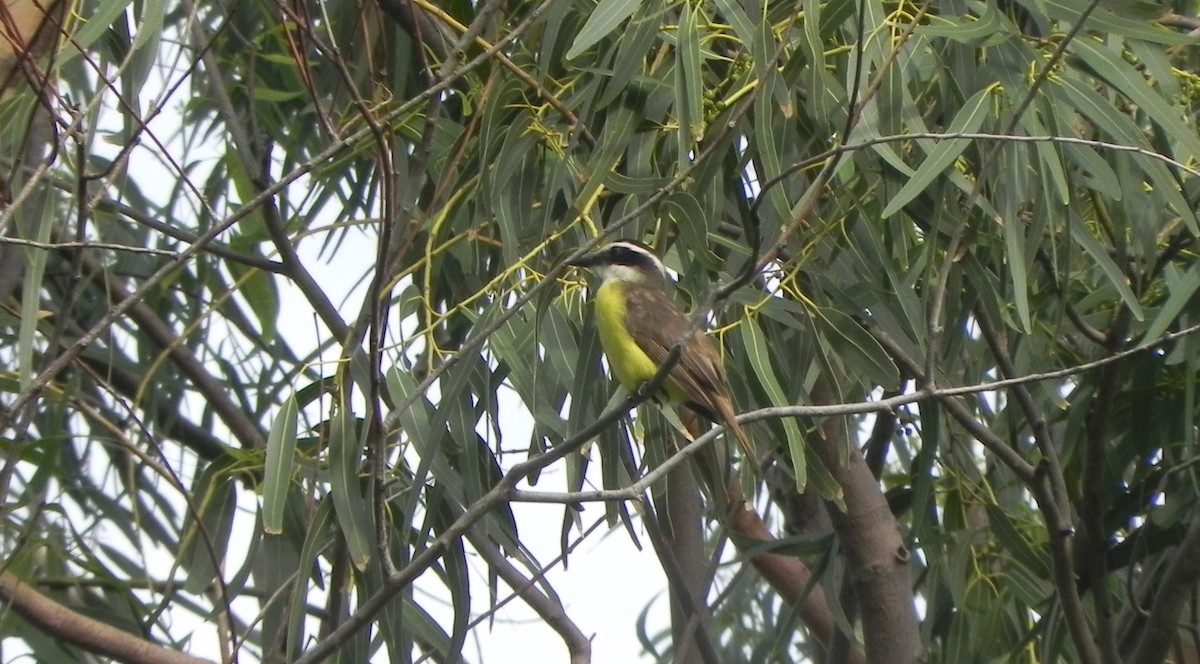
[0,570,217,664]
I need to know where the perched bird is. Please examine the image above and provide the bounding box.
[569,239,753,461]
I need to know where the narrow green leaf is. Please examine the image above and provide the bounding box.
[489,314,568,437]
[672,27,693,169]
[182,463,238,594]
[386,366,473,534]
[262,394,299,534]
[565,304,618,530]
[430,493,472,658]
[287,496,335,659]
[711,0,756,55]
[1002,561,1053,609]
[737,318,786,408]
[883,85,997,217]
[664,193,709,265]
[677,1,704,143]
[71,0,136,57]
[1022,108,1070,205]
[726,0,792,118]
[985,504,1051,577]
[739,318,805,489]
[17,192,55,389]
[603,171,673,194]
[1062,144,1120,197]
[909,400,941,545]
[576,102,637,214]
[1142,263,1200,345]
[125,0,165,97]
[919,3,1010,43]
[1004,214,1032,334]
[1056,76,1199,232]
[753,93,791,224]
[539,305,580,385]
[566,0,643,60]
[258,516,297,660]
[399,596,455,656]
[329,407,373,570]
[488,133,535,270]
[1068,217,1145,321]
[252,86,306,102]
[817,309,901,389]
[848,213,926,337]
[1071,38,1200,164]
[1045,0,1193,44]
[1056,78,1143,148]
[597,3,660,108]
[241,266,280,342]
[801,0,833,123]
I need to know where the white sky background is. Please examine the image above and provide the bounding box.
[64,33,681,662]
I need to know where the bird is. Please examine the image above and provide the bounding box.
[568,239,754,462]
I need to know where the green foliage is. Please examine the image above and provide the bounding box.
[2,0,1200,661]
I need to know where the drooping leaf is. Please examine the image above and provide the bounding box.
[567,0,644,60]
[263,393,299,534]
[883,85,997,217]
[328,406,373,570]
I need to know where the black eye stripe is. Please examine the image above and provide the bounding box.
[609,245,654,266]
[612,248,634,263]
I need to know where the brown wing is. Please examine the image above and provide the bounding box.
[621,284,731,414]
[622,282,756,460]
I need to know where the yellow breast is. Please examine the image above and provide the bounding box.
[594,281,685,402]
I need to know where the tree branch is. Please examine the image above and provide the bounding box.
[806,378,921,664]
[659,447,716,664]
[973,303,1103,659]
[0,570,216,664]
[725,478,863,664]
[462,523,592,663]
[1127,509,1200,664]
[865,312,1102,662]
[82,251,267,450]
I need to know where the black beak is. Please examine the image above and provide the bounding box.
[567,251,602,268]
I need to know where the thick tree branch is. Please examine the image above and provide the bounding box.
[0,570,216,664]
[864,394,899,479]
[975,302,1114,661]
[1080,356,1124,664]
[806,378,921,664]
[660,452,716,664]
[640,478,722,664]
[726,479,863,664]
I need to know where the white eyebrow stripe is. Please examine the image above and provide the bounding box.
[605,241,667,280]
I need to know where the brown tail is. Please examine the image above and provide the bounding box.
[713,396,754,463]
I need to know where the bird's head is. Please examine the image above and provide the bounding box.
[568,239,668,286]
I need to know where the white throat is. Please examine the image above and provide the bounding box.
[593,263,657,284]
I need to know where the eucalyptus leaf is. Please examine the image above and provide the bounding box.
[567,0,644,60]
[263,393,299,534]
